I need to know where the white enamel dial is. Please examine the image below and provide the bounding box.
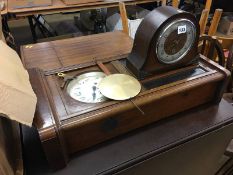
[156,19,196,64]
[66,72,107,103]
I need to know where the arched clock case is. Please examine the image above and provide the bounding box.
[127,6,200,79]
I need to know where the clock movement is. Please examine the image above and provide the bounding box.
[127,6,200,79]
[24,6,230,170]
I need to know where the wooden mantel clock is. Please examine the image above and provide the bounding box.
[25,6,230,170]
[127,6,200,79]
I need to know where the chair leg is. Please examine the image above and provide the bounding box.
[119,2,129,35]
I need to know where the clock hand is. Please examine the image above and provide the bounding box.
[92,93,96,100]
[92,86,97,100]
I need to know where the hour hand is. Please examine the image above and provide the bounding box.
[92,93,96,100]
[92,86,97,100]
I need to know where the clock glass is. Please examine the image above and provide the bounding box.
[156,19,196,64]
[66,72,107,103]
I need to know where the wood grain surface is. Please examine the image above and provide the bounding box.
[8,0,52,10]
[208,9,223,36]
[21,31,133,71]
[61,0,101,5]
[8,0,161,16]
[199,9,209,35]
[204,0,212,11]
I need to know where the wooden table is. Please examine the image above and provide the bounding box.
[8,0,161,16]
[8,0,161,42]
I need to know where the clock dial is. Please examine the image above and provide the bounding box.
[156,19,196,64]
[66,72,107,103]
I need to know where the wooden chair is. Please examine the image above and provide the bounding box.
[199,9,209,35]
[208,8,223,36]
[199,35,233,93]
[199,36,233,94]
[119,2,129,35]
[202,9,222,56]
[199,35,225,66]
[119,1,166,36]
[172,0,179,8]
[205,0,212,11]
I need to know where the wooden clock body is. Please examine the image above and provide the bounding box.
[22,7,230,170]
[127,6,200,79]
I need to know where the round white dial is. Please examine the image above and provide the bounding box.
[156,19,196,64]
[66,72,107,103]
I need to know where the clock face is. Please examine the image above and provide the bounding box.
[156,19,196,64]
[66,72,107,103]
